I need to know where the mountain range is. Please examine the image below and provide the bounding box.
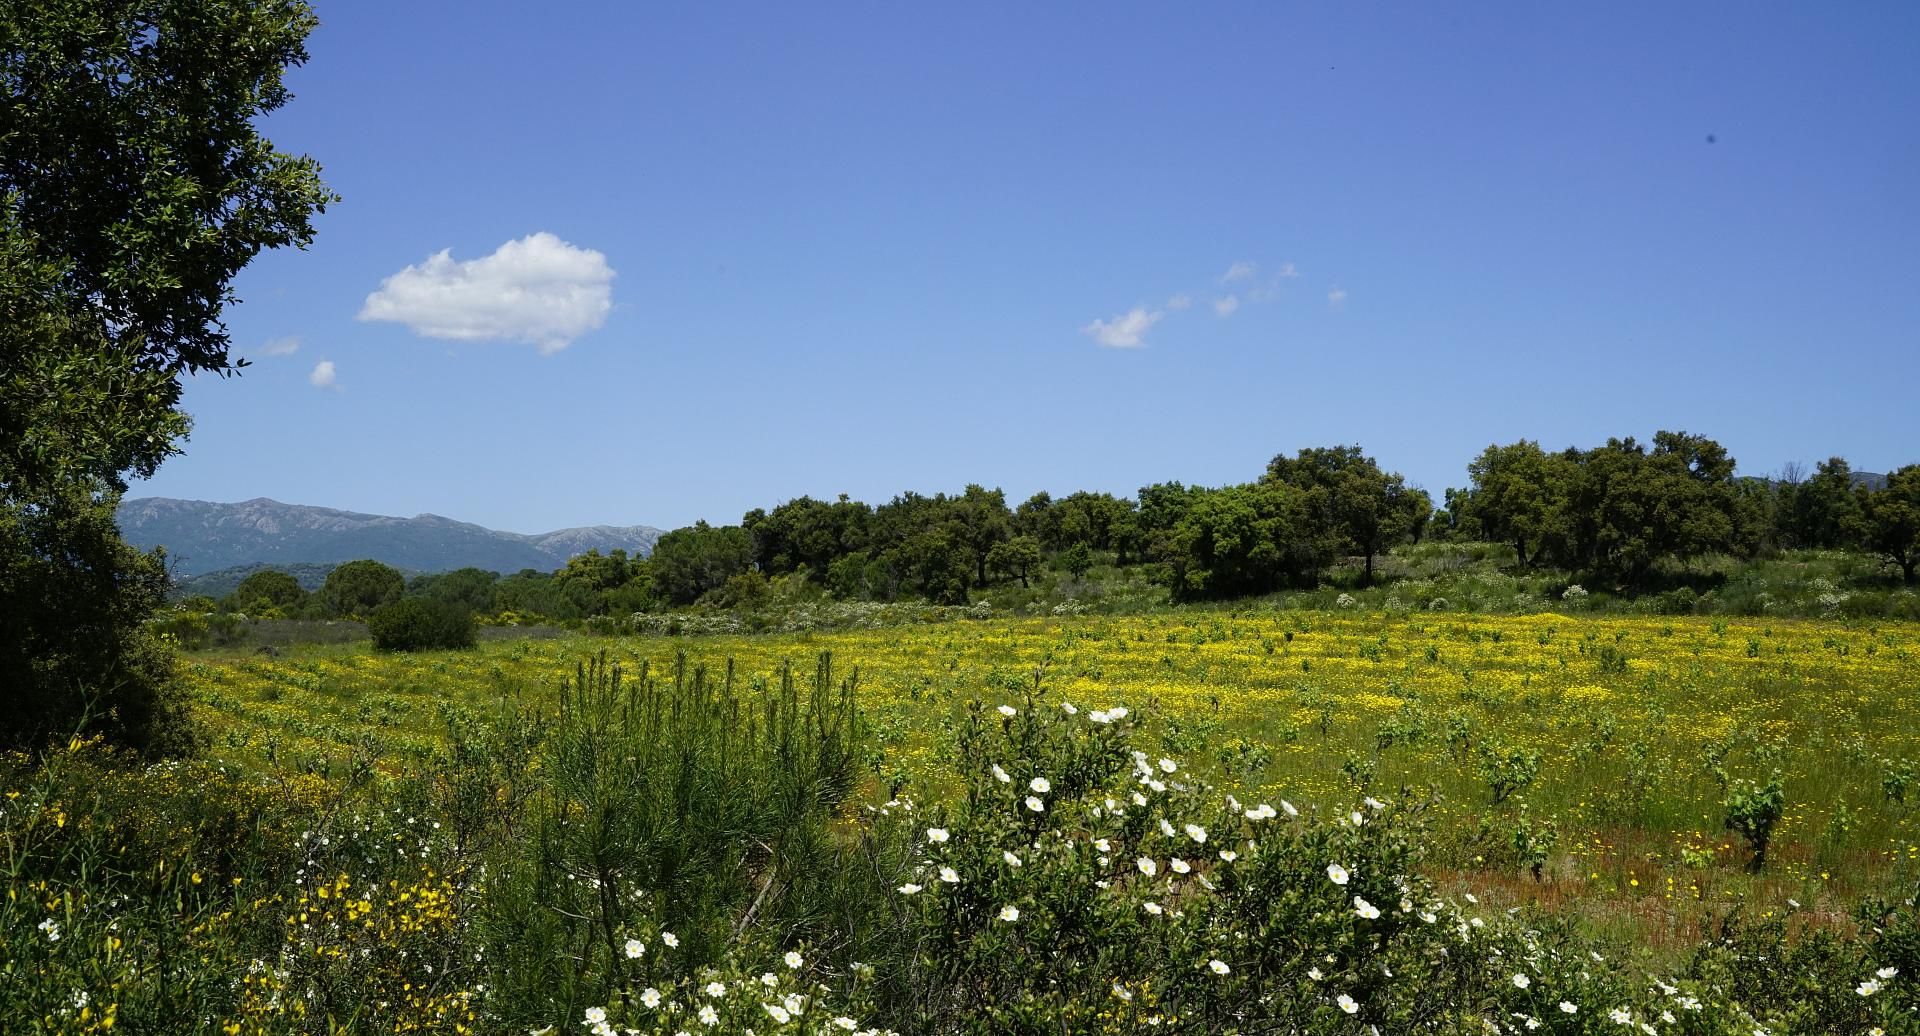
[118,497,661,578]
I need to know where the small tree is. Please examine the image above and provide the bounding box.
[1060,542,1095,580]
[230,569,306,615]
[320,559,404,619]
[986,536,1043,588]
[1857,465,1920,584]
[1724,773,1786,872]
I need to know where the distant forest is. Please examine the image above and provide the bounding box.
[196,433,1920,626]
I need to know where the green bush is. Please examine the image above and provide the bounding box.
[366,597,476,651]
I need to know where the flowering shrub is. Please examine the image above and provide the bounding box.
[871,687,1907,1034]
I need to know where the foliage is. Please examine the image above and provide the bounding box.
[1857,465,1920,584]
[1264,444,1429,582]
[366,597,476,651]
[229,569,306,616]
[0,492,195,757]
[317,558,404,618]
[650,522,753,606]
[1721,773,1786,872]
[0,0,332,756]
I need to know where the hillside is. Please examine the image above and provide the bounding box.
[119,497,660,577]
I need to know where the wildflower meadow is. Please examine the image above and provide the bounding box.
[7,610,1920,1032]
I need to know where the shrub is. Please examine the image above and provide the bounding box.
[367,597,476,651]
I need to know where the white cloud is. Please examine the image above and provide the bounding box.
[1165,294,1192,311]
[1277,262,1299,279]
[1328,287,1348,308]
[1082,307,1162,349]
[308,360,338,389]
[1213,295,1241,317]
[1221,261,1257,283]
[358,232,614,354]
[259,336,300,357]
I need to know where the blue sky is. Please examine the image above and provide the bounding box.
[139,1,1920,533]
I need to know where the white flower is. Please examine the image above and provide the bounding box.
[584,1007,608,1024]
[1094,838,1111,852]
[37,918,59,942]
[926,827,949,844]
[1159,818,1177,837]
[1143,901,1163,915]
[1132,791,1149,807]
[1327,864,1350,886]
[1308,967,1323,980]
[991,764,1011,783]
[1158,758,1178,773]
[1337,993,1359,1015]
[1061,701,1078,714]
[1365,796,1385,809]
[1559,1001,1577,1015]
[764,1003,791,1024]
[621,937,646,959]
[1878,965,1899,979]
[641,988,662,1009]
[833,1018,858,1032]
[1003,850,1022,867]
[1029,777,1051,794]
[1147,779,1166,793]
[1858,978,1882,996]
[1219,850,1237,862]
[662,931,678,948]
[997,704,1016,717]
[1184,823,1207,843]
[698,1005,719,1026]
[1112,983,1133,1001]
[897,882,923,894]
[1354,896,1381,920]
[1110,706,1129,719]
[705,982,727,997]
[1209,959,1231,975]
[1282,800,1298,816]
[1349,810,1365,826]
[1089,710,1111,724]
[785,950,804,969]
[1171,858,1191,874]
[939,867,960,883]
[998,905,1020,921]
[1025,796,1045,812]
[1609,1008,1632,1025]
[1137,857,1158,876]
[1513,974,1531,989]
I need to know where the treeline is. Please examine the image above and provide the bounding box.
[1445,438,1919,584]
[201,435,1918,627]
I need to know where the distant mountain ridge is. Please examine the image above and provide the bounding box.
[118,497,661,577]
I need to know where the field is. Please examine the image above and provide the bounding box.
[12,608,1920,1034]
[186,610,1920,942]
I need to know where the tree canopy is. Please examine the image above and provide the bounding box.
[0,0,333,754]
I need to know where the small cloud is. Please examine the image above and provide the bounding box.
[1082,307,1162,349]
[358,232,614,354]
[1328,287,1348,309]
[1213,295,1241,317]
[308,360,338,389]
[259,336,300,357]
[1277,262,1299,279]
[1165,294,1192,311]
[1221,261,1257,283]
